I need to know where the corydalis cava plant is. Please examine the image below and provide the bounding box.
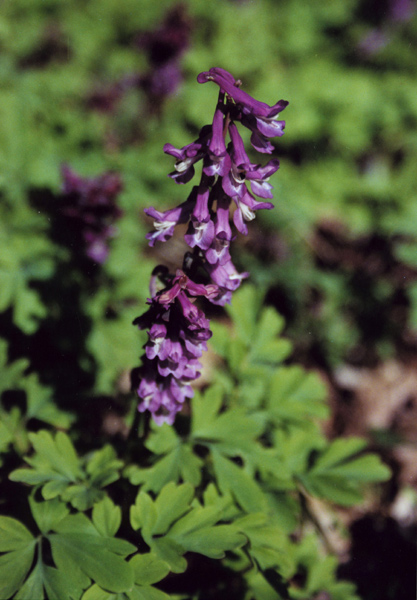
[133,67,288,425]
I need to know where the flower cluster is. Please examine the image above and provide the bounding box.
[61,165,123,264]
[134,67,288,424]
[134,269,218,425]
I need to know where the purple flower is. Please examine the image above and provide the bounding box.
[145,198,194,246]
[60,165,123,264]
[197,68,285,119]
[390,0,415,22]
[164,126,211,184]
[184,186,215,250]
[137,373,194,426]
[204,258,249,306]
[205,193,233,266]
[136,4,193,110]
[197,67,288,154]
[232,188,274,235]
[134,270,217,424]
[223,123,279,201]
[134,67,288,424]
[203,96,232,178]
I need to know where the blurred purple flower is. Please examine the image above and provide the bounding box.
[61,165,123,263]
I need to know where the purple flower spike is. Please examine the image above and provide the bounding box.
[134,67,288,425]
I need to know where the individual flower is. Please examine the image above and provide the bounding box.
[205,193,234,266]
[184,185,215,250]
[223,123,279,200]
[144,198,194,246]
[163,125,211,184]
[203,95,232,178]
[204,258,249,306]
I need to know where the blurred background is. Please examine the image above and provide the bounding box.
[1,1,417,598]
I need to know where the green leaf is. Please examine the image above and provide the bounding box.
[92,497,121,538]
[86,445,123,488]
[0,544,36,599]
[211,450,267,513]
[62,484,106,511]
[125,428,202,493]
[174,523,246,560]
[130,491,157,537]
[268,366,329,422]
[0,516,34,551]
[81,584,119,600]
[225,285,262,343]
[10,434,123,510]
[49,532,135,593]
[14,561,44,600]
[29,495,69,534]
[128,587,170,600]
[191,390,263,454]
[153,482,194,535]
[234,513,293,576]
[249,307,292,365]
[150,537,187,574]
[131,483,245,573]
[10,430,82,490]
[43,564,84,600]
[302,437,391,505]
[129,553,170,585]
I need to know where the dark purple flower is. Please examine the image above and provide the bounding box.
[204,258,249,306]
[60,165,123,264]
[145,198,194,246]
[164,125,211,184]
[134,270,217,424]
[184,186,215,250]
[203,96,232,178]
[137,373,194,426]
[136,4,193,108]
[198,68,288,154]
[390,0,415,22]
[223,124,280,200]
[137,4,192,66]
[232,188,274,235]
[205,194,233,266]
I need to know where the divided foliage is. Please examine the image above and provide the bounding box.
[1,284,390,599]
[1,0,409,598]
